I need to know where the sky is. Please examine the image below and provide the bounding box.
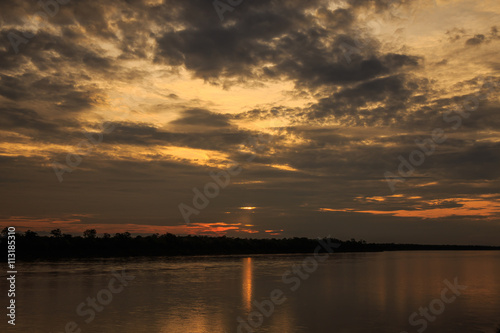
[0,0,499,245]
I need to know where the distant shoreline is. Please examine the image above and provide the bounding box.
[1,231,499,261]
[6,249,500,264]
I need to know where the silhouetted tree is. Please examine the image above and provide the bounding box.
[2,229,498,261]
[25,230,38,239]
[103,233,111,239]
[114,232,131,239]
[50,229,62,238]
[83,229,97,239]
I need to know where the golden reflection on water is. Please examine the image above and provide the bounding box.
[8,252,499,333]
[242,257,253,312]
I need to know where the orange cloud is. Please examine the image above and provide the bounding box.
[0,216,260,236]
[319,197,500,220]
[264,229,284,236]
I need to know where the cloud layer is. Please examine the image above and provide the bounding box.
[0,0,499,244]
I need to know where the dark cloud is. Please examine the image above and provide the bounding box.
[346,0,407,11]
[0,107,58,132]
[445,26,500,46]
[305,74,418,125]
[0,0,499,244]
[170,109,231,128]
[153,0,421,91]
[316,7,355,29]
[446,28,467,42]
[100,121,252,153]
[0,72,102,113]
[466,34,486,46]
[428,142,500,181]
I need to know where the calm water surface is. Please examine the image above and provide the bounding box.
[1,251,499,333]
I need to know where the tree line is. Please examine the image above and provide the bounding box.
[1,228,499,261]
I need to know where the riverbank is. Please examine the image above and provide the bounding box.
[1,231,499,261]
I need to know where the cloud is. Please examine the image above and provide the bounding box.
[169,108,231,128]
[153,0,421,92]
[445,26,500,46]
[466,34,486,46]
[0,107,59,132]
[0,0,499,245]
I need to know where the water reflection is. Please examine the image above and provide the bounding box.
[2,252,499,333]
[242,257,253,312]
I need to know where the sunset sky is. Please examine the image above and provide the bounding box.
[0,0,499,244]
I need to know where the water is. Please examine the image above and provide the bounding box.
[1,251,499,333]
